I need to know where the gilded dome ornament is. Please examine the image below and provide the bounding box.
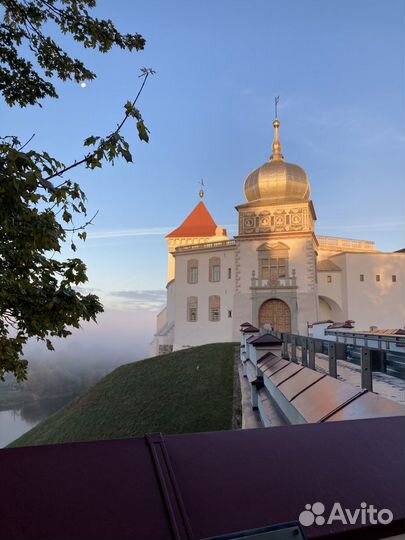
[243,115,311,203]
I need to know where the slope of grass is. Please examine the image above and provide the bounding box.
[10,343,239,447]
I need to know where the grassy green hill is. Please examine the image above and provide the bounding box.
[10,343,240,448]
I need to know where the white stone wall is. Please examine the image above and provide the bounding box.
[316,253,405,329]
[317,267,345,320]
[172,247,236,350]
[341,252,405,330]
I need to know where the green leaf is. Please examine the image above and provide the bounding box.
[84,136,100,147]
[137,120,149,142]
[121,149,133,162]
[62,210,72,222]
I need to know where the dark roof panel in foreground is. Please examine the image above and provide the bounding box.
[1,418,404,540]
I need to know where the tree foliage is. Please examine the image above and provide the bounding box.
[0,0,153,380]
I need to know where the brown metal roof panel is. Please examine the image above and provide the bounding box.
[325,391,405,422]
[257,351,280,363]
[165,418,405,540]
[269,363,305,387]
[1,419,405,539]
[257,353,280,369]
[242,326,260,334]
[278,369,326,402]
[261,358,289,376]
[291,376,362,423]
[0,438,172,540]
[250,334,283,346]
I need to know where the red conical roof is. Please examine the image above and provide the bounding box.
[166,201,220,238]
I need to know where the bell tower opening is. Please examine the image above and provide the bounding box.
[259,299,291,332]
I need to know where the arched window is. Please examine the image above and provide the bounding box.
[257,243,289,280]
[187,296,198,322]
[187,259,198,284]
[209,295,220,322]
[209,257,221,282]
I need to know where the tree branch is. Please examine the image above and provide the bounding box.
[63,210,99,232]
[41,70,152,186]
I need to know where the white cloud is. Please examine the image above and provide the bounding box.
[87,227,173,240]
[108,290,166,311]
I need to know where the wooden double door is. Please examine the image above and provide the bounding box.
[259,299,291,332]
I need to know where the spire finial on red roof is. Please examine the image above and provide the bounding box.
[198,178,205,199]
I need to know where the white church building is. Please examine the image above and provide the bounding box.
[150,119,405,355]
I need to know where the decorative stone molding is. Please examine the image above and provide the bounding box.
[239,204,314,236]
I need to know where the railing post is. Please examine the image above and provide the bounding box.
[291,337,297,363]
[361,347,373,391]
[308,339,315,370]
[281,335,289,360]
[301,338,308,367]
[328,342,337,378]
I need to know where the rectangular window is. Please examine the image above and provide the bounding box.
[228,268,232,279]
[392,275,397,282]
[211,265,221,282]
[208,295,220,322]
[360,274,364,282]
[187,260,199,284]
[260,259,270,280]
[376,275,380,282]
[187,296,198,322]
[327,275,332,283]
[190,267,198,284]
[258,249,289,280]
[228,310,232,318]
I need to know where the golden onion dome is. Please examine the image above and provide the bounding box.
[244,119,310,203]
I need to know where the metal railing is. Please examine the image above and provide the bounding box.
[268,331,405,392]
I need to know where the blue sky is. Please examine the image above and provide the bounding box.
[2,0,404,359]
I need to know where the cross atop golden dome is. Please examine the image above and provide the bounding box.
[243,116,311,203]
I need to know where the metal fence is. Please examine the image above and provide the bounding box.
[269,331,405,392]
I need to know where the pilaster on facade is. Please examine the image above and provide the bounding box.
[235,242,241,292]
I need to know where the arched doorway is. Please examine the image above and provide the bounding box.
[259,299,291,332]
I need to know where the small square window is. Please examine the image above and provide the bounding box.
[327,275,332,283]
[376,275,380,282]
[392,275,397,282]
[360,274,364,282]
